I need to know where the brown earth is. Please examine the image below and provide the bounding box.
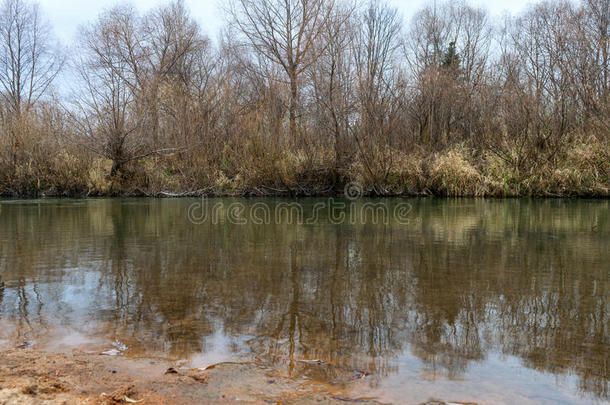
[0,349,389,405]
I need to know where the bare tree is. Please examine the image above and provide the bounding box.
[309,2,355,169]
[562,0,610,134]
[404,0,491,147]
[0,0,63,116]
[352,0,403,185]
[69,8,147,176]
[69,2,211,177]
[140,0,205,148]
[354,0,402,121]
[226,0,335,139]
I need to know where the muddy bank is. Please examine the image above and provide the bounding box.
[0,349,398,404]
[0,349,481,405]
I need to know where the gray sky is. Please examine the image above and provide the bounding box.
[39,0,535,45]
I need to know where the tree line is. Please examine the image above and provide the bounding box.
[0,0,608,197]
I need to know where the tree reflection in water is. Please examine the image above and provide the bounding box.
[0,198,607,400]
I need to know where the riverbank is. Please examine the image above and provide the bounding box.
[1,141,608,199]
[0,349,392,405]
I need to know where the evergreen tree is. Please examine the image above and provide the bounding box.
[442,41,460,69]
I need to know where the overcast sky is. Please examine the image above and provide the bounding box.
[39,0,535,45]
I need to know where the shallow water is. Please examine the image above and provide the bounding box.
[0,198,608,404]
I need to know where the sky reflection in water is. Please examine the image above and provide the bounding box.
[0,198,608,404]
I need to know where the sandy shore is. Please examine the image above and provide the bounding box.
[0,348,394,404]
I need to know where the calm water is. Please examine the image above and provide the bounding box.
[0,198,608,404]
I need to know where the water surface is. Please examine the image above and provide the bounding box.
[0,198,608,404]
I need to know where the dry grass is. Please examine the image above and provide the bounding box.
[428,147,487,196]
[0,113,608,198]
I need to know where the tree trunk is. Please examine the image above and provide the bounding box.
[111,160,122,177]
[289,73,298,139]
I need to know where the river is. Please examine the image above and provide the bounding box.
[0,198,607,404]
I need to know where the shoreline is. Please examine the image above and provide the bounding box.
[1,192,609,200]
[0,348,388,405]
[2,144,608,201]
